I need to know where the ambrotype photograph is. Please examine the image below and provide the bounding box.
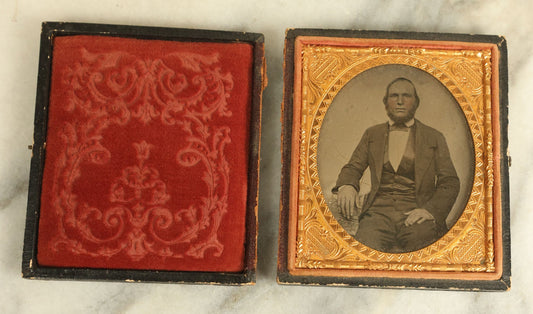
[319,65,473,253]
[278,29,510,290]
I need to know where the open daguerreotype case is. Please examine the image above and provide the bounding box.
[278,29,510,290]
[23,22,266,285]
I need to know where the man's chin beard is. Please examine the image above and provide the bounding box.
[387,111,415,124]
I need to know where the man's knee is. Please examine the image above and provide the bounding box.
[355,214,395,251]
[398,220,437,252]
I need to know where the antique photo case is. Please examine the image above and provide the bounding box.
[278,29,510,290]
[23,22,266,285]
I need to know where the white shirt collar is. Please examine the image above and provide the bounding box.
[388,118,415,127]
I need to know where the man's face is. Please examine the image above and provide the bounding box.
[384,80,418,123]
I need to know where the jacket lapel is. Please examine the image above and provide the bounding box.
[369,123,388,185]
[414,120,433,193]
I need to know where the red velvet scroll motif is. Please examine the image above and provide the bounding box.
[38,36,253,272]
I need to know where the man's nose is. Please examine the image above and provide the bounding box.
[397,96,404,105]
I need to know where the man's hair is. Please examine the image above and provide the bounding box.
[382,77,420,107]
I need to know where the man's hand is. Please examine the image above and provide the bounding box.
[337,185,357,220]
[404,208,435,226]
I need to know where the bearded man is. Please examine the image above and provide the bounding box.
[333,77,460,253]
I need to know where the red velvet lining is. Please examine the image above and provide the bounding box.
[37,35,253,272]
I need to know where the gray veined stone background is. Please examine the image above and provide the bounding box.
[1,0,532,313]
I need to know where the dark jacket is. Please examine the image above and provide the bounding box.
[334,119,460,227]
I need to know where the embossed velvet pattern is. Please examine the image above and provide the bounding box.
[37,35,253,272]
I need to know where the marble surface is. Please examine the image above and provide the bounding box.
[1,0,531,313]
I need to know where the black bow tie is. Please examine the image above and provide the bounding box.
[390,123,410,132]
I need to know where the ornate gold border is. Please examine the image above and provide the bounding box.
[292,40,498,274]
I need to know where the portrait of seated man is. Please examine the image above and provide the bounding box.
[333,77,460,253]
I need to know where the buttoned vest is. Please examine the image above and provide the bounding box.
[373,127,417,207]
